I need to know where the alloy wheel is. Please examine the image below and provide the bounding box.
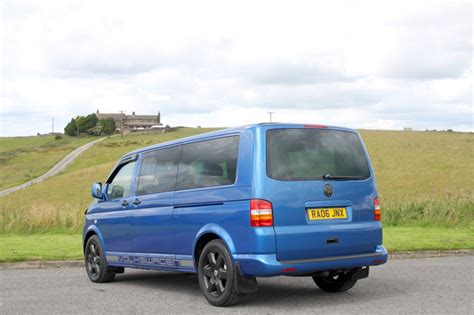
[201,251,228,297]
[86,243,101,279]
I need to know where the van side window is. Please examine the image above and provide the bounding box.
[106,161,136,199]
[176,136,239,191]
[136,146,180,196]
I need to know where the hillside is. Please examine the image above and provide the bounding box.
[0,135,96,191]
[0,128,218,233]
[0,128,472,233]
[359,130,473,226]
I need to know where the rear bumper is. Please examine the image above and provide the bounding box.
[233,245,388,277]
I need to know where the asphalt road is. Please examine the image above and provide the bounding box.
[1,256,473,314]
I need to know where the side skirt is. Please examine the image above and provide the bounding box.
[106,252,196,273]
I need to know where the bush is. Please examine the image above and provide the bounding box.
[54,134,62,140]
[165,124,178,132]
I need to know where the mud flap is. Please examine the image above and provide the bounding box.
[235,263,258,293]
[108,266,125,274]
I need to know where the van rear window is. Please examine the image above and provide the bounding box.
[266,129,370,181]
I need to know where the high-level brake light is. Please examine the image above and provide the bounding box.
[303,124,328,129]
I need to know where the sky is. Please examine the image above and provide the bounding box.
[0,0,472,136]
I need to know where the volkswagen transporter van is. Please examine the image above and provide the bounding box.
[83,123,387,306]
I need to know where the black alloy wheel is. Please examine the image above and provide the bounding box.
[198,240,244,306]
[202,250,227,296]
[84,235,115,283]
[86,242,101,279]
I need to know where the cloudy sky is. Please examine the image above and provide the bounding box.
[1,0,472,136]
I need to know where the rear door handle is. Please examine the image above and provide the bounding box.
[133,199,141,206]
[121,200,129,207]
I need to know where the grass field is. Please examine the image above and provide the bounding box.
[0,135,95,190]
[0,128,472,261]
[1,226,473,262]
[0,128,218,233]
[360,130,473,227]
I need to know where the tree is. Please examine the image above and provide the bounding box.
[82,114,98,133]
[100,118,116,135]
[75,116,85,133]
[64,118,77,136]
[88,122,103,135]
[64,114,116,136]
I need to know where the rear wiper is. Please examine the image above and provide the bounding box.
[322,173,365,180]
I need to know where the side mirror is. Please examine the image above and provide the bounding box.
[91,182,103,199]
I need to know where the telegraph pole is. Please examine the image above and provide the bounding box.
[268,111,275,123]
[120,110,124,138]
[52,117,54,134]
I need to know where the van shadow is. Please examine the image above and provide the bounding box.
[113,270,202,297]
[112,270,410,308]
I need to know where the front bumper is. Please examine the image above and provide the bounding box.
[233,245,388,277]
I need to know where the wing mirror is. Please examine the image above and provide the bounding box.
[91,182,103,199]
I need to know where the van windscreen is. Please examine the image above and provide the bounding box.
[266,129,370,181]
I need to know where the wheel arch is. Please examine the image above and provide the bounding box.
[83,225,107,254]
[193,224,236,267]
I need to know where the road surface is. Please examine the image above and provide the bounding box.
[0,137,106,197]
[0,256,473,314]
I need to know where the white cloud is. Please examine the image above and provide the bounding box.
[1,0,472,136]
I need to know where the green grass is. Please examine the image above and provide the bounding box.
[361,130,473,227]
[0,135,96,190]
[360,130,473,201]
[1,226,473,262]
[383,226,474,251]
[0,234,83,262]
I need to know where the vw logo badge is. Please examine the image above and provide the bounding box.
[323,184,333,197]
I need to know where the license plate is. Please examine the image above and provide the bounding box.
[307,208,347,220]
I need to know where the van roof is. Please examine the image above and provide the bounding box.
[122,123,358,159]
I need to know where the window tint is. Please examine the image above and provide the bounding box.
[107,161,136,199]
[176,136,239,190]
[136,146,180,196]
[267,129,370,180]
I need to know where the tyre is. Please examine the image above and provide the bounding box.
[84,235,116,283]
[312,272,357,293]
[197,240,244,306]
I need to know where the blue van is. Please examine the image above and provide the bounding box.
[83,123,387,306]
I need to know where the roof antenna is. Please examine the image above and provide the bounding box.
[268,111,275,123]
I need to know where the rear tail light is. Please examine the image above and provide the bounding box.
[374,197,381,221]
[250,199,273,227]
